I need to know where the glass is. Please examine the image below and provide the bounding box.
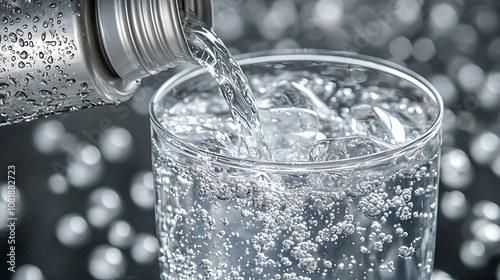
[150,50,443,280]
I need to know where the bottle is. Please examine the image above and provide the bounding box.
[0,0,212,126]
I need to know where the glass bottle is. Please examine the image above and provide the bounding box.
[0,0,212,125]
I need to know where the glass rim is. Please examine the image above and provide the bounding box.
[150,49,443,172]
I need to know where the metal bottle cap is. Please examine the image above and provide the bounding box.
[97,0,213,82]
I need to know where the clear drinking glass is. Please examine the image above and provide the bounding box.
[150,50,443,280]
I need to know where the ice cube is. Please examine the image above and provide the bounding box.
[309,136,395,162]
[254,75,335,121]
[347,105,406,145]
[260,107,324,161]
[162,114,242,157]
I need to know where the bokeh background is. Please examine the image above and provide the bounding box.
[1,0,500,279]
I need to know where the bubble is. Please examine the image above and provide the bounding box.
[130,170,155,210]
[47,173,68,194]
[456,63,485,94]
[389,36,412,60]
[469,131,500,165]
[428,75,458,107]
[440,149,473,189]
[86,187,122,228]
[478,72,500,111]
[55,213,90,247]
[488,37,500,60]
[440,191,468,220]
[460,240,488,269]
[88,245,126,280]
[312,0,343,31]
[472,220,500,246]
[108,220,135,248]
[472,201,500,221]
[99,126,134,163]
[429,2,458,32]
[12,264,45,280]
[431,269,453,280]
[67,144,104,189]
[474,9,499,35]
[131,233,158,265]
[215,9,244,41]
[412,38,436,62]
[492,155,500,178]
[32,120,65,154]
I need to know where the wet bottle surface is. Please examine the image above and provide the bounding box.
[0,0,212,126]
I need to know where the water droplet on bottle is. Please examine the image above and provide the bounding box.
[33,16,39,23]
[47,55,54,63]
[9,32,17,43]
[55,213,90,247]
[0,82,9,90]
[41,31,46,41]
[19,50,28,59]
[88,245,126,280]
[39,89,52,97]
[11,265,45,280]
[49,2,57,8]
[15,91,27,100]
[18,61,26,68]
[13,7,21,14]
[131,233,158,264]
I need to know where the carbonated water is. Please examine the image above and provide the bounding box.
[152,22,440,280]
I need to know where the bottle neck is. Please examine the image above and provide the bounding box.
[96,0,212,81]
